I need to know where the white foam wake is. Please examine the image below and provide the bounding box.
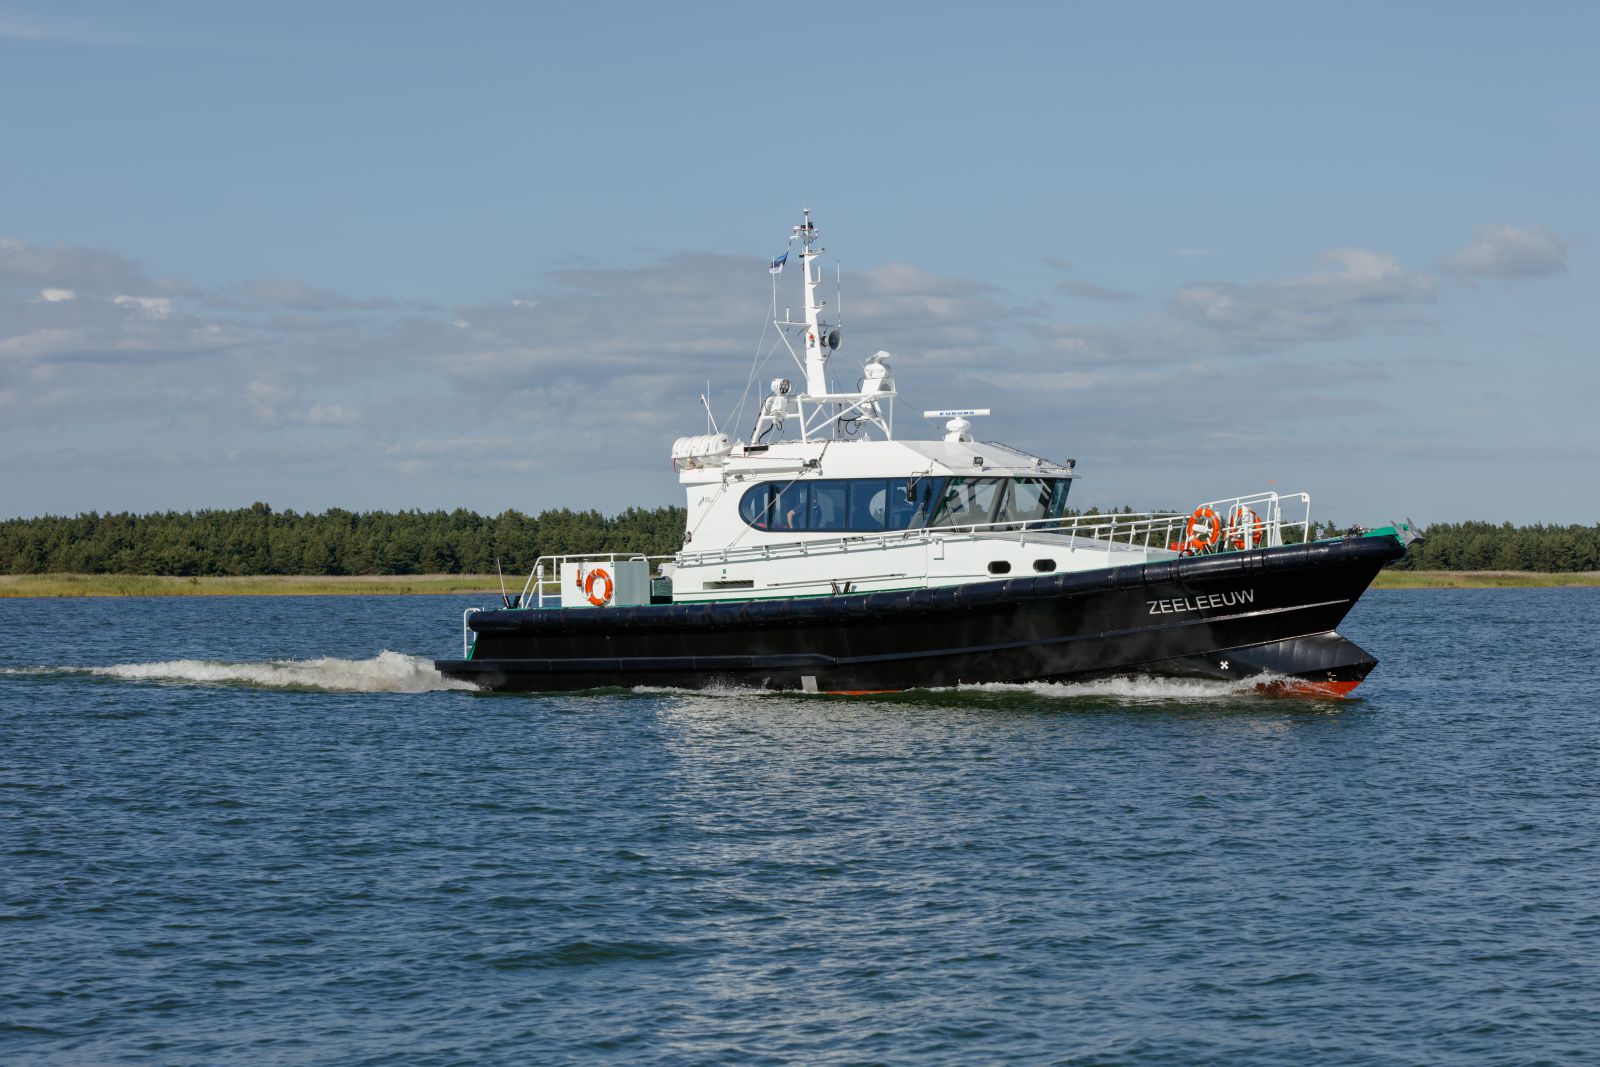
[950,675,1267,700]
[627,674,1286,701]
[87,651,476,693]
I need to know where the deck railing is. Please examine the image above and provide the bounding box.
[674,490,1311,572]
[501,492,1311,608]
[514,552,676,609]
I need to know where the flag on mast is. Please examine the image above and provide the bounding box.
[769,251,788,274]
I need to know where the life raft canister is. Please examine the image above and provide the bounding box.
[584,567,614,607]
[1185,506,1223,554]
[1227,506,1264,550]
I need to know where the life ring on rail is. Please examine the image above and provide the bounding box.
[584,567,614,607]
[1227,506,1264,550]
[1185,506,1222,554]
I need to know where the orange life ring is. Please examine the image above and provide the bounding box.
[584,567,614,607]
[1227,506,1264,550]
[1185,506,1222,553]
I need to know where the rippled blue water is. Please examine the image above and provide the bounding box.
[3,590,1598,1065]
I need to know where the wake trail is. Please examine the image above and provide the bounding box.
[631,674,1294,701]
[4,651,476,693]
[949,676,1274,700]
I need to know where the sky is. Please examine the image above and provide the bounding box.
[2,1,1596,525]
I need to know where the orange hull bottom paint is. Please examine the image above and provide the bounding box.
[1256,678,1363,698]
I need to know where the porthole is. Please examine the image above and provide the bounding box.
[1033,559,1057,573]
[987,561,1012,575]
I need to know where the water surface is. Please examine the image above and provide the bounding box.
[2,590,1597,1064]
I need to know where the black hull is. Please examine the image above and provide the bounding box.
[436,535,1403,695]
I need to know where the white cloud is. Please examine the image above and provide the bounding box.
[1168,247,1436,352]
[1,236,151,292]
[38,288,76,302]
[244,380,367,429]
[246,379,292,425]
[0,229,1570,523]
[1442,224,1567,280]
[0,327,89,362]
[113,294,174,318]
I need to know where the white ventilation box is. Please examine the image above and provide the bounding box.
[559,559,651,609]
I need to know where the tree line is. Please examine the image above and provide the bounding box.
[1,506,1596,575]
[1385,520,1600,573]
[0,504,687,576]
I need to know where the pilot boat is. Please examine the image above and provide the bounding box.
[435,210,1415,695]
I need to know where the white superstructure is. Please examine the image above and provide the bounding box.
[646,210,1311,604]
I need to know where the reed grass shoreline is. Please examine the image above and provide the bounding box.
[1371,570,1600,589]
[4,570,1599,597]
[0,574,505,597]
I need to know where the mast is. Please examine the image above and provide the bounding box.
[797,208,829,398]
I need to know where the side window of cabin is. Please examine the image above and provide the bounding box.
[771,483,808,530]
[1047,478,1072,519]
[848,480,888,530]
[741,477,984,532]
[739,484,775,527]
[810,481,847,530]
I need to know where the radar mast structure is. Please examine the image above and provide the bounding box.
[758,208,897,445]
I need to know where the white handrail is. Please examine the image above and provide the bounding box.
[509,553,678,609]
[493,491,1312,609]
[674,491,1311,569]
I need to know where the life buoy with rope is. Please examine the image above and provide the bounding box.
[583,567,614,607]
[1227,506,1264,550]
[1185,506,1222,554]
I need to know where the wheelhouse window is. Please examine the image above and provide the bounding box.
[737,476,1070,533]
[928,478,1004,528]
[994,477,1072,525]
